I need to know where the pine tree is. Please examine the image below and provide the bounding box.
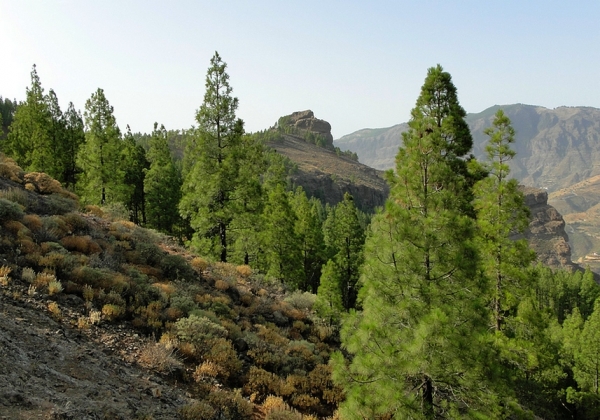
[332,65,501,418]
[292,187,326,293]
[6,65,54,174]
[77,88,124,205]
[180,52,246,262]
[314,260,344,324]
[123,126,149,225]
[61,102,85,190]
[322,193,365,310]
[473,109,535,331]
[145,123,181,234]
[260,184,302,286]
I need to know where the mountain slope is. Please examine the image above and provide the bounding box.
[335,104,600,192]
[268,133,389,212]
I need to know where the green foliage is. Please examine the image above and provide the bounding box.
[260,184,302,287]
[77,88,125,205]
[144,123,181,234]
[0,198,25,222]
[180,52,264,262]
[122,126,149,225]
[322,193,365,310]
[291,188,326,293]
[334,65,503,418]
[174,314,228,346]
[314,260,344,324]
[473,109,536,331]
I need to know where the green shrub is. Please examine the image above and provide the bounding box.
[0,188,29,207]
[284,290,317,311]
[160,254,194,280]
[46,194,78,215]
[179,401,215,420]
[170,293,197,315]
[175,314,228,346]
[0,198,24,222]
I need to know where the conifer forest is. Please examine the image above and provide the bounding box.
[2,54,600,419]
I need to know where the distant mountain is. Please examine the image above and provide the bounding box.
[335,104,600,193]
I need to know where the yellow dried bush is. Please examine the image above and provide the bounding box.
[138,342,182,374]
[0,154,24,183]
[101,304,125,321]
[48,280,63,295]
[84,205,104,217]
[47,302,61,319]
[193,361,221,381]
[24,172,77,200]
[60,235,102,254]
[35,271,56,288]
[236,265,252,277]
[151,282,176,297]
[22,214,43,231]
[214,279,229,291]
[191,257,208,272]
[82,284,94,302]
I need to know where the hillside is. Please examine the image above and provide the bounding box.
[0,154,342,419]
[267,133,388,212]
[335,104,600,192]
[548,175,600,271]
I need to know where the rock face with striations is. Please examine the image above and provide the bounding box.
[520,186,579,271]
[287,110,334,147]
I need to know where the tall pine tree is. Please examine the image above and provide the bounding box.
[145,123,181,234]
[77,88,124,205]
[473,109,535,331]
[180,52,246,262]
[332,65,502,418]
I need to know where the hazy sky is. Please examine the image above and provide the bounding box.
[2,1,599,139]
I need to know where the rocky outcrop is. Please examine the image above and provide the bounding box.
[520,186,579,271]
[287,110,334,147]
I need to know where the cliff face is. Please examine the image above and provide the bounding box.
[520,186,578,271]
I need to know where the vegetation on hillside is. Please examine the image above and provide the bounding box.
[2,56,600,419]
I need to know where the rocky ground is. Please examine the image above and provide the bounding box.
[0,282,192,420]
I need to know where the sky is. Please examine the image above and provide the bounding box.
[1,1,599,139]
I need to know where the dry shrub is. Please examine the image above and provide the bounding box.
[102,304,125,321]
[38,252,66,270]
[206,389,253,419]
[262,395,288,414]
[137,265,162,279]
[82,284,94,302]
[159,332,178,348]
[77,316,90,329]
[24,172,78,200]
[0,154,24,183]
[0,265,12,278]
[291,394,320,411]
[35,271,56,288]
[193,361,221,382]
[164,306,184,322]
[205,338,241,380]
[18,238,39,254]
[60,235,101,254]
[258,288,269,297]
[48,280,63,295]
[245,367,286,400]
[22,214,43,231]
[313,324,336,341]
[236,265,252,277]
[151,282,176,297]
[178,342,196,360]
[256,324,289,348]
[47,301,61,319]
[263,394,303,420]
[89,310,101,325]
[4,220,27,235]
[85,205,104,217]
[191,257,208,272]
[21,267,36,283]
[240,293,254,306]
[138,342,182,374]
[214,279,229,291]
